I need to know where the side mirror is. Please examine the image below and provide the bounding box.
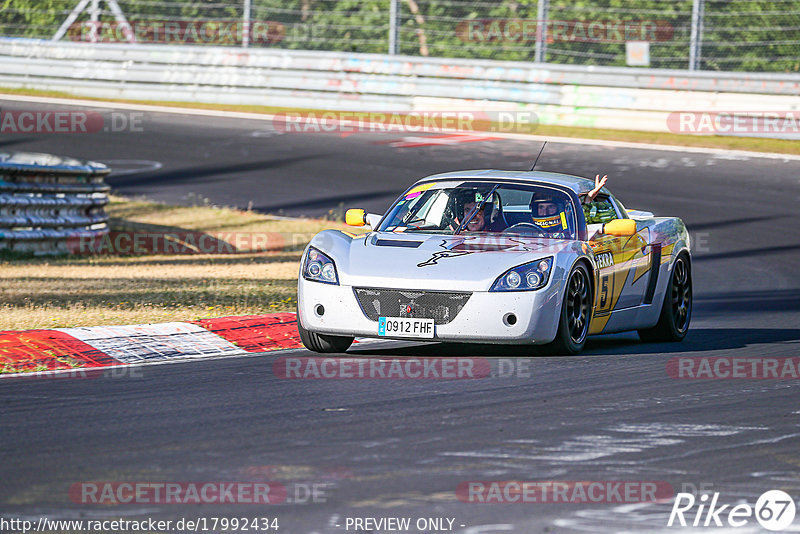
[345,208,366,226]
[365,213,383,228]
[603,219,637,237]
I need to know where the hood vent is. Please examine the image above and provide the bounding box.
[374,239,423,248]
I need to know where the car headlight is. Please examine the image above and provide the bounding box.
[303,246,339,285]
[490,257,553,292]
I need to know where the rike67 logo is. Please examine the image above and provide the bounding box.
[668,490,796,531]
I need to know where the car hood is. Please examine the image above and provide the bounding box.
[323,231,577,291]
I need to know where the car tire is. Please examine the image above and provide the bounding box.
[296,309,354,353]
[638,253,692,343]
[544,262,592,355]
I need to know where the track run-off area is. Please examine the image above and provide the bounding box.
[2,97,800,533]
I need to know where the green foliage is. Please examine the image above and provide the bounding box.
[1,0,799,71]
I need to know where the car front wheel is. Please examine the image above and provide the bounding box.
[544,262,591,355]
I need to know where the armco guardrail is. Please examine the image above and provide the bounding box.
[1,39,799,134]
[0,152,110,255]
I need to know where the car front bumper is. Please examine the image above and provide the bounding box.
[297,278,564,345]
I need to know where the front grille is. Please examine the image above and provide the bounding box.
[354,288,472,325]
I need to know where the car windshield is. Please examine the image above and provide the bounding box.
[378,181,578,240]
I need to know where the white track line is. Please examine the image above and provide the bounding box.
[2,93,799,161]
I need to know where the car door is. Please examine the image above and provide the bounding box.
[590,229,651,315]
[583,194,653,319]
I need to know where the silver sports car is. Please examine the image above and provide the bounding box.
[297,170,692,354]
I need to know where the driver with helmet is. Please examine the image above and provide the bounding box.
[530,192,570,235]
[529,174,609,235]
[451,189,506,232]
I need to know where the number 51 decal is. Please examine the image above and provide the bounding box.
[597,274,615,313]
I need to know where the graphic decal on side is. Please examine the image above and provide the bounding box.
[588,230,649,334]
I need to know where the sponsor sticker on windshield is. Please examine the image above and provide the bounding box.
[404,183,436,200]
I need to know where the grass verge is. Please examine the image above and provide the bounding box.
[0,195,359,330]
[2,87,799,156]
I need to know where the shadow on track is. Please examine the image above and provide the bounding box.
[694,244,800,262]
[346,288,800,358]
[694,288,800,314]
[586,327,800,354]
[0,138,37,149]
[347,327,800,358]
[107,155,325,187]
[689,215,787,231]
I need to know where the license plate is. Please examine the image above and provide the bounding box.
[378,317,435,339]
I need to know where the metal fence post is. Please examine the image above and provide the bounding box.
[242,0,251,48]
[689,0,705,70]
[389,0,398,54]
[88,0,100,43]
[535,0,549,64]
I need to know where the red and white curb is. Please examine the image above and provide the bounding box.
[0,313,304,377]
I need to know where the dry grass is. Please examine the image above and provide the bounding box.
[0,196,361,330]
[2,87,799,155]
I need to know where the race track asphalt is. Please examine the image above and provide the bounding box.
[2,99,800,533]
